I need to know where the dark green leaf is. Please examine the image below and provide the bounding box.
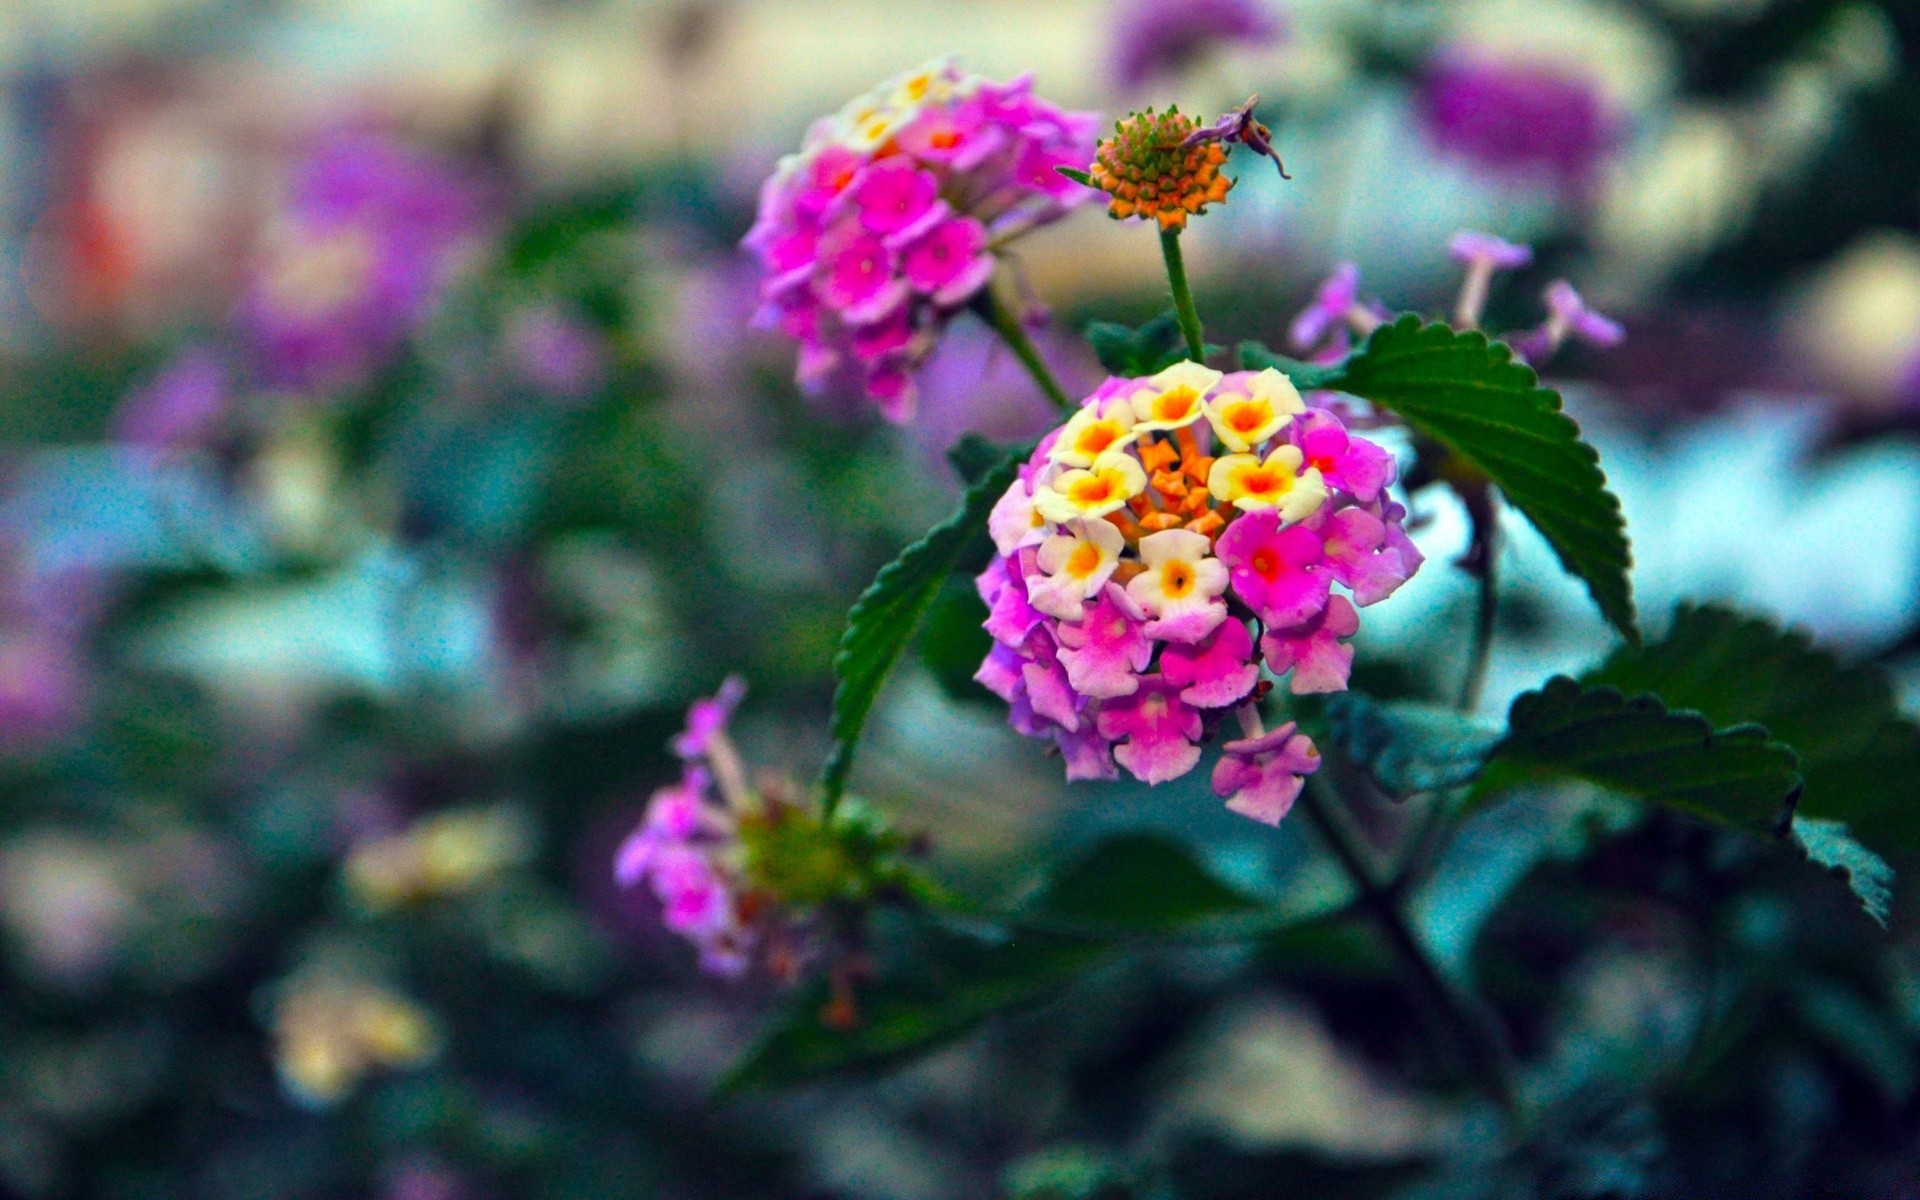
[718,924,1108,1092]
[1586,604,1920,852]
[947,432,1016,486]
[918,576,996,706]
[1256,317,1636,640]
[1792,818,1894,927]
[823,446,1026,805]
[1053,165,1095,188]
[1025,834,1263,934]
[1086,312,1183,377]
[1323,692,1503,796]
[1485,677,1801,836]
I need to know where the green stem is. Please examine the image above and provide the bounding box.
[1159,228,1207,363]
[1456,509,1499,713]
[1298,776,1518,1116]
[976,288,1073,412]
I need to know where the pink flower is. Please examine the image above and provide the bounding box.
[1261,595,1360,694]
[1055,583,1152,699]
[651,845,737,937]
[901,217,995,307]
[1290,262,1360,351]
[672,676,747,759]
[844,159,946,240]
[1020,627,1084,731]
[1159,617,1258,709]
[983,552,1045,645]
[1097,676,1203,785]
[791,146,866,219]
[1212,721,1320,825]
[973,639,1026,702]
[1215,512,1330,627]
[1291,410,1395,503]
[1316,506,1415,606]
[1055,722,1120,782]
[744,64,1097,421]
[1448,231,1533,270]
[614,767,718,885]
[813,224,907,323]
[895,98,1006,171]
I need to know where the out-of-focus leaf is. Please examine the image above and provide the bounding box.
[1248,317,1636,639]
[918,576,995,706]
[1087,313,1180,376]
[822,446,1025,806]
[1025,834,1264,935]
[718,924,1109,1093]
[1323,692,1503,796]
[1086,312,1221,377]
[1791,818,1894,928]
[1484,677,1801,837]
[1585,605,1920,853]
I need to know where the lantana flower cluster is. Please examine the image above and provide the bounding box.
[975,363,1421,824]
[615,679,919,1009]
[744,61,1098,421]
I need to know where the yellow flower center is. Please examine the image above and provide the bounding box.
[1162,561,1195,598]
[1151,386,1200,423]
[1072,420,1126,458]
[1225,400,1269,434]
[1234,462,1293,499]
[1066,541,1104,578]
[1068,475,1118,506]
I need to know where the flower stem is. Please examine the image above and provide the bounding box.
[1297,775,1518,1116]
[1159,228,1207,363]
[976,287,1074,413]
[1456,502,1500,713]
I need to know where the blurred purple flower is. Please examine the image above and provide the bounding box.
[0,550,97,751]
[111,347,232,452]
[504,306,609,402]
[1416,54,1621,193]
[237,130,485,394]
[1111,0,1286,92]
[909,321,1090,467]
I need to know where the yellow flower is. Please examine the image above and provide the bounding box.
[1207,444,1327,522]
[1129,361,1223,432]
[1031,518,1126,619]
[1035,449,1148,522]
[1049,397,1138,467]
[1205,368,1304,453]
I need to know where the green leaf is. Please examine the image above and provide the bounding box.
[1085,312,1217,377]
[918,576,995,706]
[1790,817,1894,927]
[1250,317,1636,640]
[1486,677,1801,837]
[1585,604,1920,852]
[1053,165,1095,188]
[718,924,1108,1092]
[1323,692,1504,796]
[1024,834,1264,934]
[822,447,1026,806]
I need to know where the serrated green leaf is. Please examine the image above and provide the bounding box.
[1086,312,1183,376]
[1251,317,1636,640]
[1585,604,1920,852]
[1792,817,1894,927]
[1323,692,1504,796]
[718,924,1108,1093]
[1024,834,1264,934]
[1486,677,1801,836]
[823,447,1025,805]
[947,431,1013,486]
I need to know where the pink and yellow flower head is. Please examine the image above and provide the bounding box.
[975,363,1422,823]
[744,61,1099,423]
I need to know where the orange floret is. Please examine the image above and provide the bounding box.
[1087,109,1236,230]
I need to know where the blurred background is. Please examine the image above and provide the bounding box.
[1,0,1919,1196]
